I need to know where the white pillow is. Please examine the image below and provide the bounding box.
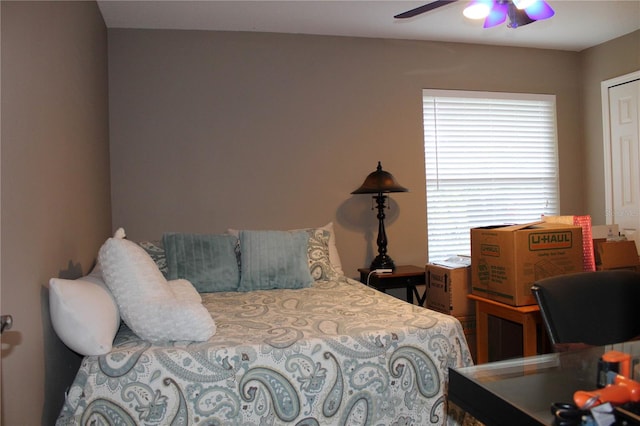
[168,279,202,304]
[98,236,216,342]
[49,266,120,356]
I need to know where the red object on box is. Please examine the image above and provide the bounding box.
[574,216,595,272]
[542,215,595,272]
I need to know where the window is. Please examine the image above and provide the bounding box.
[423,89,559,262]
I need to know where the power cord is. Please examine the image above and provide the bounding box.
[366,268,393,286]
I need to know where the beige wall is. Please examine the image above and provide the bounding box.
[0,1,637,422]
[1,1,110,424]
[109,29,585,276]
[581,30,640,225]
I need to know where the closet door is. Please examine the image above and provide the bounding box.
[603,73,640,248]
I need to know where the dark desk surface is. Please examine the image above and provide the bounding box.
[449,341,640,426]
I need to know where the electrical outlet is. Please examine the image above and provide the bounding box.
[374,268,393,274]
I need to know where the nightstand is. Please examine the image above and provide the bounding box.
[358,265,426,305]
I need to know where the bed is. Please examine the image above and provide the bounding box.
[50,225,473,425]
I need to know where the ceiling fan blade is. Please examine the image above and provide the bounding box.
[394,0,458,19]
[523,0,555,20]
[483,2,508,28]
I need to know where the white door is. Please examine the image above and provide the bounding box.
[603,71,640,250]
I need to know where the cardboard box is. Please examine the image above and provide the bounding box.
[593,238,607,266]
[457,315,477,362]
[425,262,473,316]
[592,224,619,239]
[596,240,640,271]
[471,221,584,306]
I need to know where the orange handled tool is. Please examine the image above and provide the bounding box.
[574,374,640,408]
[602,350,631,378]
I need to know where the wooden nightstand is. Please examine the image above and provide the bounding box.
[358,265,426,305]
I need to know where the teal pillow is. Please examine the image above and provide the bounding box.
[163,233,240,293]
[238,230,314,291]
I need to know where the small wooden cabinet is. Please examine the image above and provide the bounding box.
[468,294,546,364]
[358,265,426,305]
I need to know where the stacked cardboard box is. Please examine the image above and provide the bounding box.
[470,221,584,306]
[596,240,640,271]
[425,259,476,360]
[591,224,640,270]
[425,261,473,316]
[456,315,477,362]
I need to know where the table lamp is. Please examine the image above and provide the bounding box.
[352,161,408,271]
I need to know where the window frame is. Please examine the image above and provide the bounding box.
[423,89,560,262]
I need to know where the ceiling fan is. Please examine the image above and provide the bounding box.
[395,0,555,29]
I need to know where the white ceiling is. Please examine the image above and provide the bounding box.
[97,0,640,52]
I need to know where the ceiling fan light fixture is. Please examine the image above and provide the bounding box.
[507,2,535,27]
[512,0,536,10]
[463,0,493,19]
[395,0,555,29]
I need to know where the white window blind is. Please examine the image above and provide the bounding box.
[423,89,559,262]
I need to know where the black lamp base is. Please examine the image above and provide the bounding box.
[370,255,396,271]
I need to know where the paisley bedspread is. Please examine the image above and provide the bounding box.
[57,276,472,425]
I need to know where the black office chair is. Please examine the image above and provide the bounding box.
[531,270,640,351]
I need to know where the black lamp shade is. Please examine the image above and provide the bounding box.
[351,161,408,194]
